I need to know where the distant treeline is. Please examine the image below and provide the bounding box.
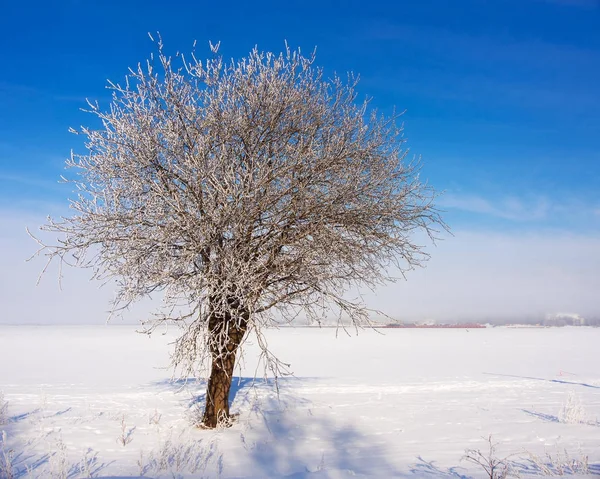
[490,316,600,327]
[380,318,600,328]
[381,323,486,329]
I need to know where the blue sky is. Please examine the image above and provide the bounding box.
[1,0,600,230]
[1,0,600,323]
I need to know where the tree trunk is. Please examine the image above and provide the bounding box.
[202,307,248,428]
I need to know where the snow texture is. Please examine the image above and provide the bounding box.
[1,325,599,478]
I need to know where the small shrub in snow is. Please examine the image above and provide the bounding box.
[526,446,590,476]
[185,399,204,429]
[143,436,220,476]
[73,448,99,478]
[0,431,16,479]
[558,391,586,424]
[0,392,8,425]
[462,435,517,479]
[47,435,68,479]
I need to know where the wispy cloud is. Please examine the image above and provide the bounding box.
[0,81,105,105]
[439,192,600,228]
[0,81,40,95]
[439,193,551,221]
[0,173,65,191]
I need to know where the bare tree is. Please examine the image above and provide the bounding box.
[30,37,445,428]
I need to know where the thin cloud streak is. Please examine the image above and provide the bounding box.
[0,173,65,191]
[439,193,551,221]
[439,192,600,225]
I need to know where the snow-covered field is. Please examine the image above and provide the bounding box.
[1,325,599,478]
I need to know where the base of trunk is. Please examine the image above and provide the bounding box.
[201,362,235,428]
[198,412,238,429]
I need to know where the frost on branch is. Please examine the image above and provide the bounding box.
[30,37,445,427]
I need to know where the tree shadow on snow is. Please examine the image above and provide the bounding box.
[156,376,407,477]
[409,456,470,478]
[238,398,406,477]
[521,409,560,423]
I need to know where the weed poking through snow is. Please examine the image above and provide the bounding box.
[148,409,162,426]
[73,447,99,478]
[116,414,135,446]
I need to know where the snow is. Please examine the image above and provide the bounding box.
[1,325,599,478]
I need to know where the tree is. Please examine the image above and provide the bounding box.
[31,37,445,428]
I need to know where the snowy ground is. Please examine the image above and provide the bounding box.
[1,325,599,478]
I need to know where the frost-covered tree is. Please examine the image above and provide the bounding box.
[31,37,445,428]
